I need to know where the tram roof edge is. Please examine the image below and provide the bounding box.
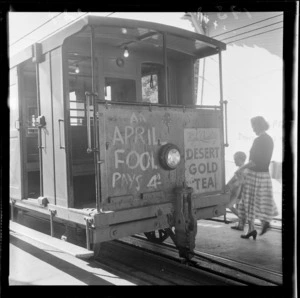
[10,15,226,68]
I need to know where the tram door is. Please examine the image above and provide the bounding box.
[67,55,98,208]
[10,67,23,200]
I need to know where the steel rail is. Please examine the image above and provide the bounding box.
[126,234,282,286]
[96,239,245,285]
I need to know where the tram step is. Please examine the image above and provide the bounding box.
[9,220,94,259]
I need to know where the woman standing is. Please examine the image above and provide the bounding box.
[236,116,278,239]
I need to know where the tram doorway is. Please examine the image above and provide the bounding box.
[19,60,41,199]
[68,56,96,208]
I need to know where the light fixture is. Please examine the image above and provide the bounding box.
[159,144,181,170]
[123,46,129,58]
[121,28,127,34]
[75,64,80,74]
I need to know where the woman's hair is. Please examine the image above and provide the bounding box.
[251,116,270,132]
[234,151,247,163]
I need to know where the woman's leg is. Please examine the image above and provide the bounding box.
[247,220,255,233]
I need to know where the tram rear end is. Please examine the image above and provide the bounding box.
[10,16,229,259]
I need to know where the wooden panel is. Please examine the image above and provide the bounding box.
[195,204,226,220]
[93,202,173,226]
[193,193,229,209]
[92,215,170,243]
[98,104,222,202]
[39,53,55,204]
[9,67,23,200]
[51,48,69,207]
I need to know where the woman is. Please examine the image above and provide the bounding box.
[236,116,278,240]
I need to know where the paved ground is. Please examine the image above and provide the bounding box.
[195,219,282,273]
[9,231,135,285]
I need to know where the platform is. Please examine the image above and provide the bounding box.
[195,217,282,275]
[9,229,136,285]
[9,221,94,259]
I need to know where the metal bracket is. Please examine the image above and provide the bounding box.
[49,209,57,237]
[173,186,197,260]
[84,217,93,250]
[10,199,16,222]
[220,100,229,148]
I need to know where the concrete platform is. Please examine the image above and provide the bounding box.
[9,230,135,285]
[10,221,94,259]
[194,218,282,274]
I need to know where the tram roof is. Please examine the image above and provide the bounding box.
[10,15,226,68]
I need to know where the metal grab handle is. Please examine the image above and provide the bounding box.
[223,100,229,147]
[58,119,65,149]
[15,120,20,130]
[38,127,45,149]
[85,92,93,153]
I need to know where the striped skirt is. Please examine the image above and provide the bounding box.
[238,169,278,223]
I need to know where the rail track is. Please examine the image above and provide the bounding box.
[117,234,282,286]
[10,213,282,285]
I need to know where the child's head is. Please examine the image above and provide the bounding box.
[233,151,247,167]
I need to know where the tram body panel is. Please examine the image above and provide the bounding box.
[97,104,223,201]
[10,67,23,200]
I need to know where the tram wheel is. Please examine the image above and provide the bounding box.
[144,229,170,243]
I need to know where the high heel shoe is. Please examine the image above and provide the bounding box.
[260,222,270,235]
[240,230,257,240]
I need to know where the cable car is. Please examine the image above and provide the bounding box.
[9,15,229,259]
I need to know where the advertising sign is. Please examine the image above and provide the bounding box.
[184,128,222,194]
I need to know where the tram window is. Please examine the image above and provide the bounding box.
[141,63,164,104]
[68,56,97,126]
[104,77,136,102]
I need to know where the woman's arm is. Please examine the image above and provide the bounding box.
[235,160,256,174]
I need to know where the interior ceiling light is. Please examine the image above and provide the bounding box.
[75,64,80,74]
[121,28,127,34]
[123,46,129,58]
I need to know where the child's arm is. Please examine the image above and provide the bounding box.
[226,175,237,186]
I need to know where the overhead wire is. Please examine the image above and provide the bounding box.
[9,12,115,48]
[226,26,283,44]
[37,12,89,42]
[219,21,283,42]
[210,13,283,39]
[9,12,63,47]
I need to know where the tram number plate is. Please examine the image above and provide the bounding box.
[141,191,164,202]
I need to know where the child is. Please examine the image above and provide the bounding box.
[224,151,247,230]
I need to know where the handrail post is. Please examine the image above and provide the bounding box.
[163,32,168,105]
[90,26,101,212]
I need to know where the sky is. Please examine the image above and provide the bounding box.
[8,12,286,180]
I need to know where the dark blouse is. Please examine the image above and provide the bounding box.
[249,133,274,172]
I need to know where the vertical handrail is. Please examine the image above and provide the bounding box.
[58,119,65,149]
[218,50,228,193]
[163,32,168,105]
[218,50,229,147]
[85,92,92,153]
[90,25,101,212]
[223,100,228,147]
[33,44,44,196]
